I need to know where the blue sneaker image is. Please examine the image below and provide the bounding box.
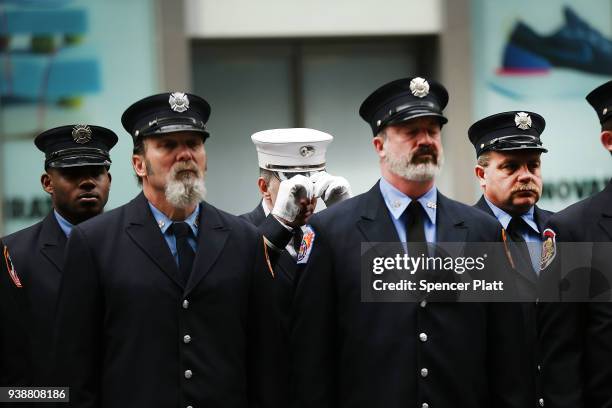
[500,6,612,76]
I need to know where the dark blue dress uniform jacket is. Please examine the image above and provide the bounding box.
[241,204,296,407]
[241,203,297,325]
[52,193,282,408]
[2,213,67,387]
[0,239,31,387]
[538,181,612,408]
[291,182,529,408]
[474,196,553,408]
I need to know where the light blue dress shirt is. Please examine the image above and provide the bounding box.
[379,177,437,250]
[148,202,199,266]
[54,210,74,238]
[484,197,542,273]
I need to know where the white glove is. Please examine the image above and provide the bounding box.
[310,172,352,207]
[272,174,314,223]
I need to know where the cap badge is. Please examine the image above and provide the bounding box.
[515,112,532,130]
[409,77,430,98]
[604,107,608,115]
[169,92,189,113]
[72,124,92,144]
[299,145,315,158]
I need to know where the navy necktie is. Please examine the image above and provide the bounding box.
[405,200,427,257]
[506,216,534,272]
[506,216,527,243]
[170,222,195,285]
[292,228,303,254]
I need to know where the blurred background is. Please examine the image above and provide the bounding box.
[1,0,610,234]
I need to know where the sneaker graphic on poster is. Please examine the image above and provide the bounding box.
[498,6,612,76]
[488,6,611,99]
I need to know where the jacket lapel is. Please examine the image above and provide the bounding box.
[356,183,403,258]
[247,203,266,226]
[597,181,612,240]
[185,202,230,294]
[509,242,538,285]
[39,213,67,275]
[125,193,183,289]
[477,198,539,284]
[276,251,297,283]
[599,216,612,241]
[436,193,468,243]
[534,205,552,235]
[424,193,469,298]
[474,195,496,218]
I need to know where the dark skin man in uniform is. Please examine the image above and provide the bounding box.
[1,125,116,386]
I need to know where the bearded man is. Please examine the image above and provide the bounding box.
[52,92,281,408]
[290,77,529,408]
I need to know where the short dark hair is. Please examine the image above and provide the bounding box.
[259,168,275,183]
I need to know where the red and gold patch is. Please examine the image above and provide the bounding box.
[540,228,557,271]
[297,226,316,264]
[3,245,22,288]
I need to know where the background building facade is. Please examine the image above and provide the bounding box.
[1,0,609,234]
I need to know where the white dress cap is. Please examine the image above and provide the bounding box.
[251,128,333,172]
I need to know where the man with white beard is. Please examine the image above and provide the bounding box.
[291,77,529,408]
[52,92,282,408]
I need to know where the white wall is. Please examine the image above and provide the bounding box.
[186,0,442,38]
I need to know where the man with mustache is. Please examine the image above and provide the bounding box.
[53,92,281,408]
[1,125,116,386]
[470,112,551,291]
[538,80,612,408]
[469,111,553,407]
[291,77,527,408]
[241,128,352,406]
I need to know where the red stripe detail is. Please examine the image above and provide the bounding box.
[3,245,22,288]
